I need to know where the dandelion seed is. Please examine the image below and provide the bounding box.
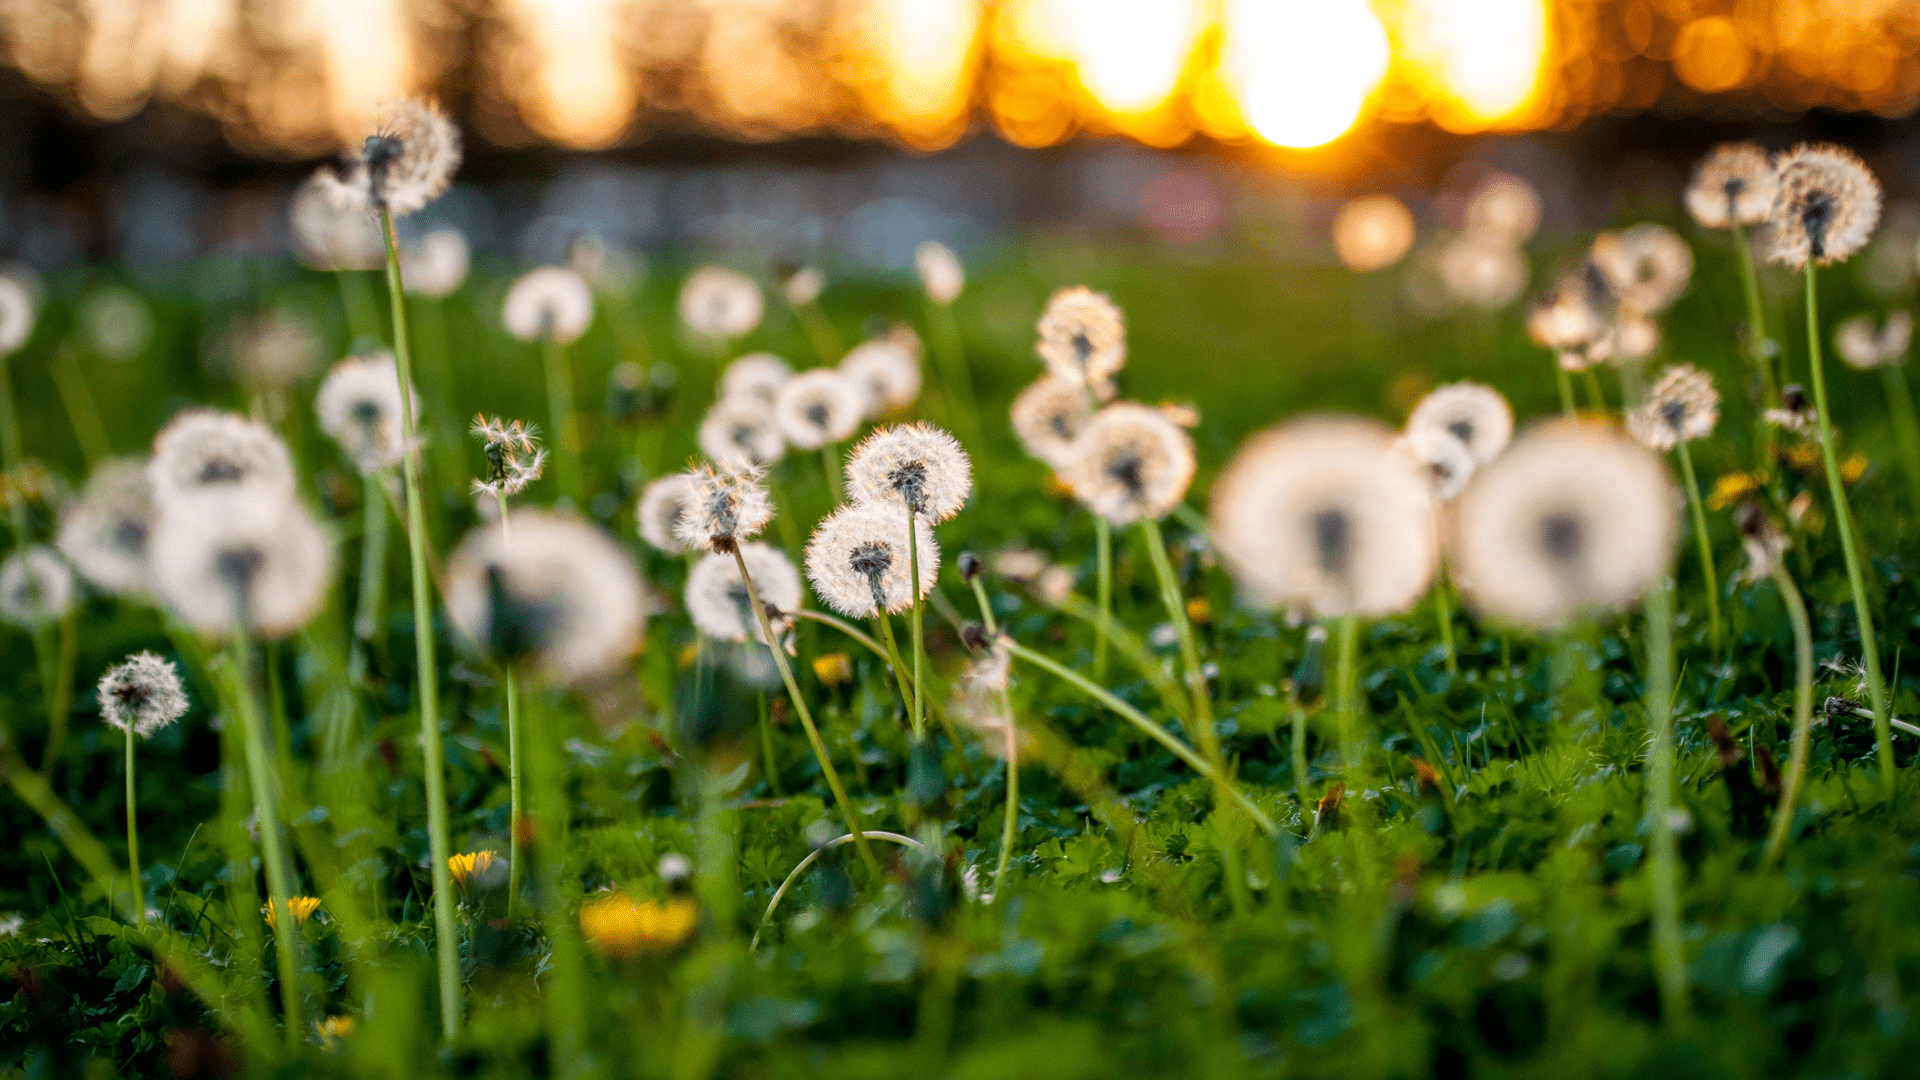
[1464,173,1542,246]
[503,266,594,345]
[773,369,863,450]
[1591,224,1693,315]
[0,271,37,354]
[637,472,699,554]
[915,241,965,305]
[1439,235,1528,310]
[445,510,644,686]
[1686,142,1779,229]
[316,353,419,473]
[147,410,295,506]
[401,227,471,300]
[150,491,334,639]
[469,416,546,503]
[1009,375,1094,469]
[1210,416,1438,618]
[804,503,939,618]
[698,396,784,469]
[1036,286,1125,389]
[57,458,156,595]
[674,465,774,554]
[686,542,802,645]
[1060,403,1195,526]
[720,353,793,404]
[1406,382,1513,466]
[844,423,972,522]
[1449,420,1676,629]
[1628,364,1720,451]
[321,99,461,217]
[0,545,76,631]
[783,266,824,307]
[679,266,763,339]
[1766,144,1881,269]
[97,652,188,738]
[838,337,922,418]
[1834,311,1911,370]
[288,176,385,271]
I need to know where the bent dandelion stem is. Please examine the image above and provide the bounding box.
[1762,564,1815,866]
[1674,440,1723,656]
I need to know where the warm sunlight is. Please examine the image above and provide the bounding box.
[1223,0,1392,149]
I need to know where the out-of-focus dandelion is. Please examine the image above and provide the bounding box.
[721,354,793,404]
[1835,311,1920,506]
[1687,143,1778,229]
[1630,364,1725,653]
[838,337,922,419]
[686,542,802,646]
[1060,403,1195,527]
[289,176,385,272]
[57,458,155,595]
[916,241,965,305]
[674,465,774,555]
[1527,265,1616,414]
[0,270,37,356]
[315,1015,356,1050]
[504,267,594,345]
[77,286,152,362]
[319,99,461,217]
[773,369,863,451]
[401,227,470,300]
[569,234,643,292]
[0,545,75,631]
[150,492,334,638]
[316,353,418,473]
[805,503,939,619]
[698,396,785,470]
[262,896,323,928]
[783,266,824,308]
[147,410,295,506]
[637,472,698,555]
[1464,173,1542,246]
[447,851,500,890]
[1439,234,1527,310]
[220,310,323,393]
[1036,286,1126,391]
[579,893,697,958]
[1396,427,1477,502]
[679,267,763,341]
[1010,375,1094,470]
[1333,195,1415,272]
[1729,500,1814,865]
[469,417,546,510]
[99,650,187,923]
[1592,224,1693,316]
[1406,382,1513,467]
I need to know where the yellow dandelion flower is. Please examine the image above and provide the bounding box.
[315,1015,356,1048]
[1783,443,1823,472]
[1707,471,1759,511]
[1185,597,1211,624]
[449,851,498,889]
[263,896,322,928]
[579,893,698,959]
[1842,453,1868,484]
[678,643,700,669]
[812,653,853,686]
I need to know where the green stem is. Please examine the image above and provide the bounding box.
[1332,611,1362,794]
[1290,706,1309,798]
[1732,223,1779,436]
[1802,266,1892,798]
[823,444,843,506]
[541,337,583,504]
[1674,440,1723,657]
[731,546,880,877]
[125,724,142,922]
[1762,564,1815,866]
[757,694,783,797]
[1093,516,1112,680]
[992,684,1019,901]
[1642,583,1689,1026]
[230,633,303,1044]
[1580,367,1608,413]
[1555,362,1577,419]
[906,504,926,743]
[1140,518,1214,737]
[353,471,389,643]
[48,349,111,466]
[870,609,914,717]
[522,686,590,1074]
[1432,576,1457,674]
[790,608,890,667]
[1879,364,1920,509]
[506,668,523,923]
[379,208,462,1038]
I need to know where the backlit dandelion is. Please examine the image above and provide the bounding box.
[698,396,784,469]
[1332,195,1415,272]
[469,416,546,504]
[150,491,334,638]
[804,503,939,618]
[721,353,792,404]
[1613,311,1662,360]
[402,227,471,300]
[221,310,323,391]
[57,458,155,595]
[316,353,418,473]
[1527,265,1614,354]
[1036,286,1125,389]
[1210,416,1437,618]
[98,652,187,738]
[147,410,295,505]
[503,267,594,345]
[1628,365,1720,451]
[783,266,824,307]
[1060,403,1195,527]
[1464,173,1542,245]
[915,241,964,305]
[686,542,802,645]
[679,267,763,340]
[0,272,36,354]
[773,369,863,450]
[1405,382,1513,466]
[0,545,75,631]
[1439,234,1528,310]
[637,472,698,554]
[845,423,972,522]
[445,510,644,686]
[674,465,773,554]
[289,176,385,271]
[1449,421,1675,629]
[1395,427,1478,502]
[1010,374,1094,469]
[838,337,922,418]
[1766,145,1882,269]
[1687,143,1778,229]
[1592,224,1693,315]
[1834,312,1911,370]
[322,99,461,217]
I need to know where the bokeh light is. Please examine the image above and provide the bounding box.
[1224,0,1392,149]
[1333,195,1417,273]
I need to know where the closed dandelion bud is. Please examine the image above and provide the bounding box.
[1766,144,1881,269]
[98,652,188,738]
[1686,143,1778,229]
[679,267,763,339]
[57,458,156,595]
[804,504,939,618]
[503,267,594,345]
[844,423,972,522]
[958,551,982,583]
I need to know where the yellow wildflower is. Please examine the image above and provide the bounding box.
[678,643,700,669]
[578,893,697,959]
[1707,471,1759,511]
[812,653,853,687]
[1782,443,1822,471]
[263,896,322,928]
[315,1015,356,1049]
[1842,453,1867,484]
[449,851,498,889]
[1185,597,1211,624]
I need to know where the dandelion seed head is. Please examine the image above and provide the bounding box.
[0,271,37,355]
[1333,194,1416,273]
[637,472,699,554]
[1527,265,1615,352]
[316,353,418,473]
[1611,310,1662,360]
[783,266,824,307]
[401,227,470,299]
[1834,311,1911,370]
[98,652,188,738]
[1628,364,1720,451]
[150,491,334,638]
[1686,142,1779,229]
[675,465,774,553]
[1591,224,1693,315]
[1395,427,1478,502]
[838,337,922,418]
[148,410,295,506]
[915,241,964,304]
[329,99,461,217]
[720,353,793,404]
[568,234,643,290]
[218,309,323,391]
[679,266,763,339]
[1061,403,1195,526]
[1036,286,1125,388]
[1009,375,1094,469]
[289,175,386,271]
[1439,234,1528,310]
[685,542,802,645]
[845,423,972,522]
[1464,173,1542,246]
[79,286,153,361]
[1406,382,1513,467]
[0,545,75,631]
[503,266,594,344]
[57,458,156,595]
[1766,144,1881,268]
[773,368,863,450]
[804,503,939,618]
[469,416,545,502]
[697,396,785,469]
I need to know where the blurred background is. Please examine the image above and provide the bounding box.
[0,0,1915,270]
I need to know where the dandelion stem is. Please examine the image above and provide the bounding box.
[757,693,783,797]
[869,608,914,716]
[378,207,462,1038]
[1093,516,1112,680]
[1555,363,1577,419]
[124,723,142,923]
[1674,439,1723,657]
[352,471,389,644]
[731,546,880,877]
[229,632,303,1045]
[540,337,583,504]
[1581,367,1608,413]
[905,504,926,743]
[967,574,1021,899]
[505,667,522,922]
[1732,222,1779,468]
[1140,518,1213,734]
[790,608,889,666]
[1879,364,1920,508]
[1332,611,1363,796]
[1290,705,1309,798]
[1432,576,1458,674]
[1043,587,1193,725]
[926,300,979,444]
[1762,563,1815,866]
[1803,265,1893,799]
[1642,582,1690,1026]
[822,443,843,505]
[520,685,590,1074]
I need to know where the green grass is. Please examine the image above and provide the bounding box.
[1,220,1918,1079]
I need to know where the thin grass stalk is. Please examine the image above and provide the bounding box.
[377,208,462,1038]
[730,545,881,877]
[541,337,583,504]
[1879,363,1920,507]
[1093,517,1112,680]
[1555,363,1577,418]
[1642,582,1688,1024]
[967,573,1020,899]
[352,472,389,644]
[926,300,979,443]
[1762,564,1815,866]
[506,668,523,922]
[1332,611,1362,795]
[1042,589,1193,724]
[229,632,303,1044]
[1432,577,1458,674]
[48,349,110,466]
[1731,222,1779,467]
[1580,367,1608,413]
[1673,440,1723,656]
[1802,265,1893,797]
[124,725,142,922]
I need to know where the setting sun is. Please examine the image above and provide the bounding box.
[1224,0,1392,149]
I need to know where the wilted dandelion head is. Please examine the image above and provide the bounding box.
[1766,144,1881,268]
[1036,286,1125,388]
[1686,142,1778,229]
[838,337,922,418]
[1406,382,1513,466]
[148,410,295,506]
[1628,364,1720,451]
[1834,311,1911,370]
[1061,403,1196,527]
[1464,173,1542,246]
[98,652,188,738]
[316,353,418,473]
[686,542,802,645]
[1449,420,1676,630]
[1332,195,1415,272]
[774,369,863,450]
[804,503,939,618]
[325,99,461,217]
[915,241,964,304]
[720,353,793,404]
[1439,234,1528,310]
[219,309,322,391]
[678,266,763,339]
[637,472,699,554]
[1010,374,1094,469]
[151,491,334,638]
[401,227,470,299]
[445,511,645,686]
[1210,416,1438,619]
[503,266,594,345]
[0,271,37,355]
[0,545,75,631]
[1395,427,1479,503]
[845,422,972,522]
[698,396,785,469]
[675,464,774,553]
[1527,264,1614,352]
[469,416,545,502]
[289,176,386,271]
[1591,224,1693,315]
[57,458,156,596]
[782,266,824,307]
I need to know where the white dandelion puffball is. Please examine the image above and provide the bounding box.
[322,98,462,217]
[679,266,763,339]
[1333,194,1416,273]
[783,266,825,307]
[698,396,785,469]
[58,458,156,595]
[1591,224,1693,315]
[774,368,864,450]
[402,227,470,299]
[504,266,595,344]
[1449,420,1677,630]
[1439,234,1528,310]
[1210,415,1438,619]
[845,423,972,522]
[686,542,802,645]
[1036,286,1126,388]
[1766,144,1882,269]
[1406,382,1513,466]
[445,511,644,686]
[147,410,296,506]
[915,241,965,305]
[1527,265,1614,353]
[98,652,188,738]
[1834,311,1912,370]
[674,465,775,553]
[1395,427,1479,503]
[1686,143,1778,229]
[805,503,940,618]
[1464,173,1543,246]
[289,175,386,271]
[1627,364,1720,451]
[1061,403,1196,526]
[223,310,322,391]
[1612,311,1662,361]
[720,353,793,404]
[838,337,922,418]
[150,491,335,638]
[637,472,699,554]
[0,272,37,354]
[316,352,419,472]
[0,545,76,631]
[1010,374,1094,469]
